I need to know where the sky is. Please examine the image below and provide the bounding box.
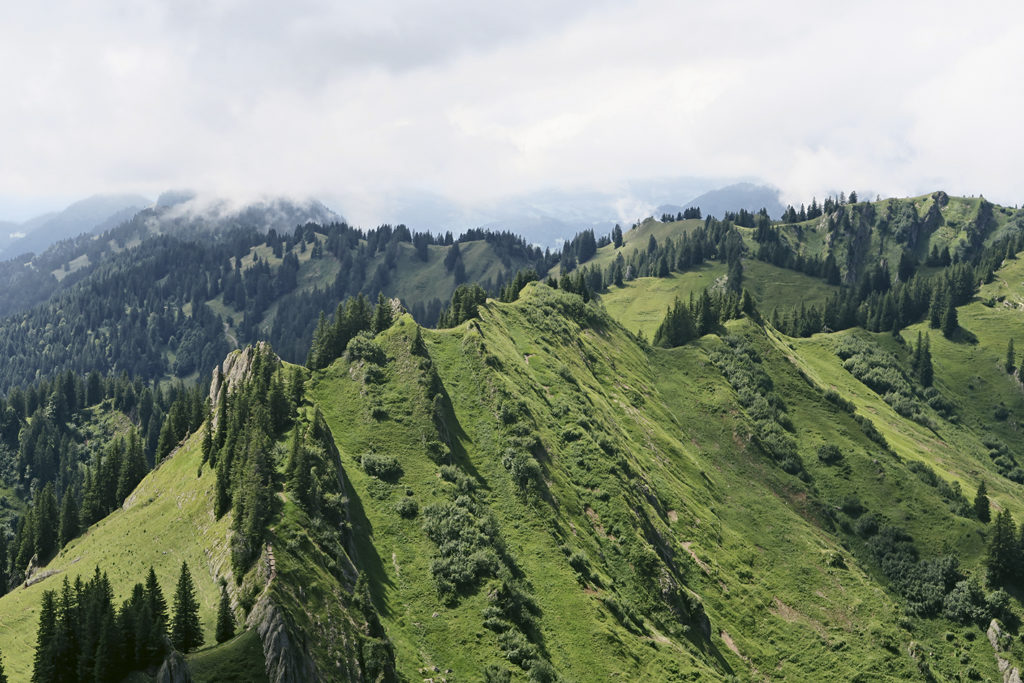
[1,0,1022,223]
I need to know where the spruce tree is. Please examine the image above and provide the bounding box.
[652,298,696,348]
[215,585,235,643]
[57,490,79,549]
[34,482,58,562]
[372,292,393,334]
[1006,338,1016,375]
[145,566,169,632]
[170,561,203,652]
[0,534,7,597]
[942,297,958,338]
[918,333,933,388]
[117,430,147,503]
[986,508,1018,586]
[32,589,56,683]
[974,480,991,523]
[0,644,7,683]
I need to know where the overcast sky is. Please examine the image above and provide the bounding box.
[1,0,1022,223]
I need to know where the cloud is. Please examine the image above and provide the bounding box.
[0,0,1022,224]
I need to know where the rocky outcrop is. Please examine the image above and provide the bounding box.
[209,341,276,428]
[249,595,320,683]
[155,650,192,683]
[988,619,1022,683]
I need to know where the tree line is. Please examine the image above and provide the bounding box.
[31,561,222,682]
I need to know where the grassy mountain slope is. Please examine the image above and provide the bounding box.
[6,205,1024,679]
[0,432,234,681]
[600,260,837,339]
[297,279,1023,679]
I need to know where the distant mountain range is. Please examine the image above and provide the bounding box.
[0,180,783,260]
[656,182,786,220]
[360,179,782,246]
[0,194,151,258]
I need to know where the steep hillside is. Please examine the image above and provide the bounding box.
[294,279,1024,679]
[6,192,1024,680]
[6,265,1024,679]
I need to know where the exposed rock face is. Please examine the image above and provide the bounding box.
[988,619,1022,683]
[209,341,275,429]
[250,596,320,683]
[156,650,192,683]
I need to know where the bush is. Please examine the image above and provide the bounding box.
[840,496,864,517]
[422,500,500,599]
[503,449,542,493]
[818,444,843,465]
[425,440,450,464]
[395,498,419,518]
[362,453,403,481]
[567,551,590,581]
[346,334,385,365]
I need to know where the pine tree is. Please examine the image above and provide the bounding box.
[974,480,991,523]
[201,407,214,466]
[116,430,147,503]
[57,489,79,548]
[942,297,959,338]
[0,535,7,597]
[372,292,393,334]
[986,508,1018,586]
[652,298,696,349]
[145,566,169,632]
[918,333,933,388]
[32,589,56,683]
[215,585,235,643]
[34,482,58,561]
[1006,338,1016,375]
[170,561,203,652]
[0,643,7,683]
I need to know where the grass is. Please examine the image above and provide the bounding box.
[0,432,233,681]
[551,216,704,277]
[188,630,269,683]
[8,237,1024,679]
[599,259,837,339]
[303,282,1015,678]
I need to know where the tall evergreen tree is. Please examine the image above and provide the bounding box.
[58,489,79,549]
[986,508,1018,586]
[942,297,959,338]
[170,561,203,652]
[372,292,393,334]
[215,585,235,643]
[34,482,58,562]
[652,298,696,349]
[0,534,7,597]
[0,643,7,683]
[974,480,991,523]
[1006,338,1016,375]
[145,566,169,632]
[31,589,56,683]
[917,333,933,387]
[117,431,147,503]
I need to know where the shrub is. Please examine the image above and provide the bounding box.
[346,334,385,365]
[840,496,864,517]
[425,440,450,464]
[422,500,500,599]
[818,444,843,465]
[362,453,403,481]
[503,449,542,492]
[568,551,590,580]
[395,498,419,518]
